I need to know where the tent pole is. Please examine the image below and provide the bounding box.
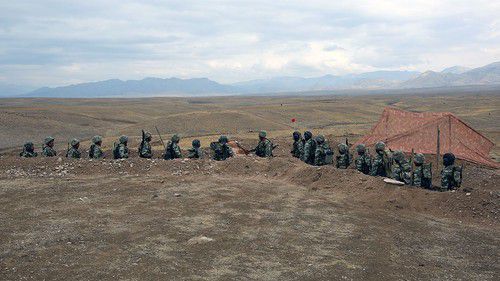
[436,126,440,172]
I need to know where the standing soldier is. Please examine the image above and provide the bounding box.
[254,131,274,158]
[302,131,316,165]
[164,134,182,160]
[391,151,412,184]
[187,139,203,159]
[20,141,38,157]
[211,135,234,161]
[370,141,390,177]
[139,131,153,158]
[113,135,129,159]
[89,135,104,159]
[355,144,371,175]
[440,153,462,191]
[412,153,432,189]
[314,135,333,166]
[336,143,352,169]
[291,131,304,158]
[42,136,57,157]
[66,139,81,159]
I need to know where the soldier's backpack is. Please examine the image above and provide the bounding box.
[210,142,223,161]
[113,143,120,159]
[324,146,334,164]
[453,165,463,188]
[164,142,175,160]
[89,144,96,158]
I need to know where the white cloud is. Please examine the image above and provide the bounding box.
[0,0,499,86]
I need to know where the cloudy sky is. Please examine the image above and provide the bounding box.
[1,0,499,87]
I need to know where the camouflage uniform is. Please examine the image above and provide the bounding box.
[89,135,104,159]
[42,136,57,157]
[114,135,129,159]
[211,135,234,161]
[188,139,203,159]
[336,143,352,169]
[20,141,38,157]
[291,131,304,158]
[391,151,411,184]
[302,131,316,165]
[370,141,390,177]
[255,131,274,158]
[66,138,81,159]
[440,153,462,191]
[164,134,182,160]
[412,153,432,189]
[314,135,333,166]
[139,131,153,158]
[355,144,371,175]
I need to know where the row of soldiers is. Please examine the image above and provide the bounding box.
[19,130,461,191]
[291,131,462,192]
[19,131,274,161]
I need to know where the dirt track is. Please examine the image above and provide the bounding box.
[1,137,498,280]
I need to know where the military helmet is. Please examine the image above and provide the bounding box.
[144,131,152,140]
[44,136,55,145]
[292,131,301,141]
[171,134,180,142]
[393,150,404,163]
[219,135,228,144]
[414,153,425,165]
[375,141,386,152]
[92,135,102,144]
[315,135,325,144]
[259,131,267,138]
[70,138,80,147]
[443,153,455,166]
[119,135,128,144]
[24,141,34,151]
[356,144,366,154]
[192,139,201,148]
[304,131,313,140]
[338,143,348,153]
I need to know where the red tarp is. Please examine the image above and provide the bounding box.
[354,107,498,168]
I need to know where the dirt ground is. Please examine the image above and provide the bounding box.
[0,135,499,280]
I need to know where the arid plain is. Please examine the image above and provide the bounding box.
[0,90,499,280]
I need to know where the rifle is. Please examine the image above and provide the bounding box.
[154,126,167,150]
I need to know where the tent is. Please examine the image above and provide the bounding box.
[354,107,498,168]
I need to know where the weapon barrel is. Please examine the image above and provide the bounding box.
[155,126,167,150]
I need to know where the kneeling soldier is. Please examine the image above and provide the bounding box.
[355,144,371,175]
[254,131,274,158]
[164,134,182,160]
[66,138,81,159]
[139,131,153,158]
[20,141,38,157]
[188,139,203,159]
[89,135,104,159]
[211,135,234,161]
[391,151,411,184]
[440,153,462,191]
[370,141,390,177]
[42,136,57,157]
[314,135,333,166]
[113,135,129,159]
[336,143,352,169]
[412,153,432,189]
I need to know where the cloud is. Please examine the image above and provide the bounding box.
[0,0,499,86]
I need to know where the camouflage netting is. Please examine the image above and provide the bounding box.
[354,107,499,168]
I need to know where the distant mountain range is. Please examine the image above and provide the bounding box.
[1,61,500,98]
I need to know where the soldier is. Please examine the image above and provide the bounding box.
[42,136,57,157]
[254,131,274,158]
[336,143,352,169]
[370,141,390,177]
[20,141,38,157]
[164,134,182,160]
[139,131,153,158]
[113,135,129,159]
[89,135,104,159]
[211,135,234,161]
[188,139,203,159]
[391,150,412,184]
[66,138,81,159]
[314,135,333,166]
[440,153,462,191]
[412,153,432,189]
[302,131,316,165]
[291,131,304,158]
[355,144,371,175]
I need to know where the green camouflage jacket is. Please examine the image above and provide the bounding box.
[412,164,432,188]
[114,144,129,159]
[211,142,234,161]
[255,139,273,158]
[302,139,317,165]
[291,139,304,158]
[371,153,388,177]
[164,141,182,160]
[355,154,371,175]
[187,147,203,159]
[89,144,103,159]
[20,150,37,158]
[42,146,57,157]
[441,165,462,191]
[314,143,333,166]
[336,153,352,169]
[66,148,81,159]
[391,160,412,184]
[139,141,152,158]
